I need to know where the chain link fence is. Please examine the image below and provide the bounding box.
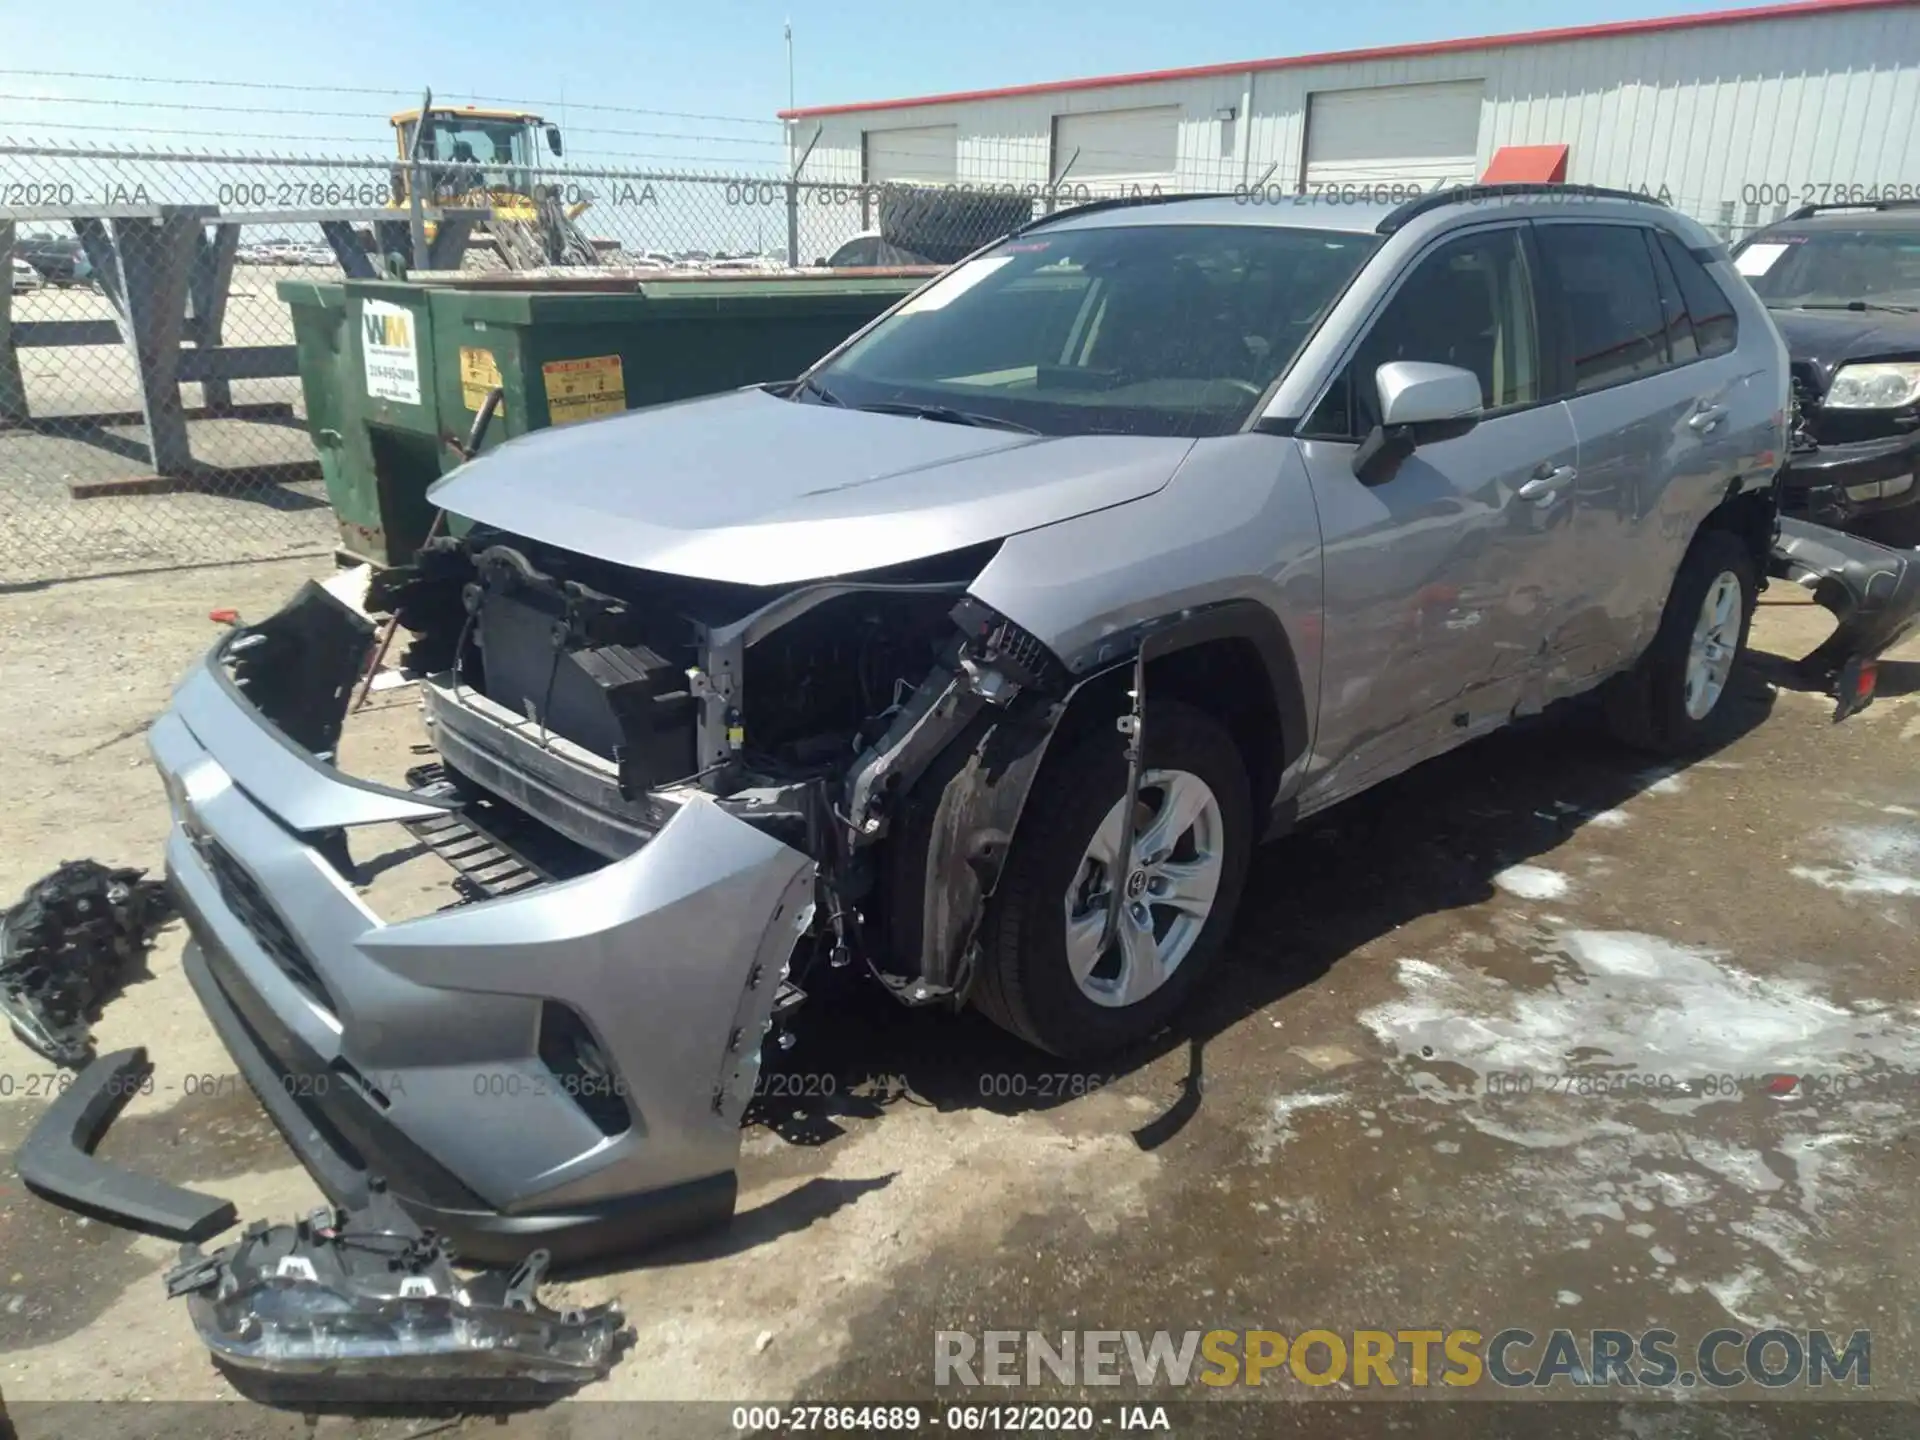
[2,136,1783,585]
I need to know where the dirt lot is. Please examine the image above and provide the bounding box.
[0,554,1916,1435]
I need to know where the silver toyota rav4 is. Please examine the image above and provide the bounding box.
[151,186,1788,1262]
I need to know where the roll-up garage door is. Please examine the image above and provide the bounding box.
[1052,106,1180,192]
[863,125,958,185]
[1303,81,1483,189]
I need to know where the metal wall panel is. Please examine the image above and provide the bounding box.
[789,4,1920,237]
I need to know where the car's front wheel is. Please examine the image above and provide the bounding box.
[972,700,1252,1058]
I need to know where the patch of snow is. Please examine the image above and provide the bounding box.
[1683,1136,1784,1195]
[1251,1091,1346,1160]
[1790,823,1920,897]
[1636,767,1687,795]
[1705,1266,1779,1328]
[1776,1131,1859,1217]
[1493,864,1572,900]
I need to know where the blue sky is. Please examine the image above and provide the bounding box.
[3,0,1802,167]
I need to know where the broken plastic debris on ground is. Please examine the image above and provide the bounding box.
[0,859,172,1066]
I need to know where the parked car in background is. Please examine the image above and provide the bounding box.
[148,186,1797,1265]
[819,230,884,267]
[10,253,40,293]
[14,233,92,288]
[1732,200,1920,546]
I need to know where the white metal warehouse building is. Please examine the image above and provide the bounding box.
[780,0,1920,258]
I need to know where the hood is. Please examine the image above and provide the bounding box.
[428,388,1194,585]
[1768,306,1920,389]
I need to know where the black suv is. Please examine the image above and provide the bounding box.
[1733,202,1920,546]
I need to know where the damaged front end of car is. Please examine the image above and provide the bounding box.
[152,525,1073,1265]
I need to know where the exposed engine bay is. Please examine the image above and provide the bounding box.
[367,526,1070,1007]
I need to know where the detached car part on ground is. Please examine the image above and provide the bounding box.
[0,860,172,1066]
[145,187,1920,1267]
[163,1183,631,1400]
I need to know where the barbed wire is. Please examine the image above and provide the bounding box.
[0,125,786,170]
[0,94,787,149]
[0,68,785,127]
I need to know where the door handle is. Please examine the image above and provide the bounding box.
[1688,404,1726,434]
[1517,464,1577,501]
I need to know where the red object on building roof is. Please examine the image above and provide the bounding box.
[779,0,1907,119]
[1482,144,1570,183]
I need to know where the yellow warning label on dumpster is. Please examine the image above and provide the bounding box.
[459,347,504,414]
[542,354,625,426]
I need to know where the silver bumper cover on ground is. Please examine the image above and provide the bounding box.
[151,613,815,1264]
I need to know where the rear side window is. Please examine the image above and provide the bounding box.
[1645,230,1698,364]
[1656,230,1738,357]
[1535,224,1670,393]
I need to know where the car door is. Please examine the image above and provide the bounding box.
[1295,222,1582,809]
[1530,221,1754,688]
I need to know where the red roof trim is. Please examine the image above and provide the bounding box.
[779,0,1912,119]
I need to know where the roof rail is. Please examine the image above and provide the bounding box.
[1014,190,1234,236]
[1376,182,1668,235]
[1784,199,1920,221]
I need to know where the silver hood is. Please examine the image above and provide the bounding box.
[427,388,1195,585]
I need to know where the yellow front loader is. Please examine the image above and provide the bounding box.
[389,104,600,268]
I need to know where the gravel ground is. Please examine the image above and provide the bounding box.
[0,556,1916,1437]
[1,267,333,586]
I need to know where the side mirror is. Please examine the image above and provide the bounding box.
[1352,361,1484,483]
[545,125,564,157]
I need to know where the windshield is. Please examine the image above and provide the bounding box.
[416,115,534,197]
[806,222,1379,438]
[1738,230,1920,308]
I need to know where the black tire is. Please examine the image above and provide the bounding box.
[875,185,1035,265]
[972,701,1253,1058]
[1603,528,1757,754]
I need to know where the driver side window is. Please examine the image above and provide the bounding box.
[1305,227,1540,439]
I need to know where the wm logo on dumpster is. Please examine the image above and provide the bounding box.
[364,312,411,347]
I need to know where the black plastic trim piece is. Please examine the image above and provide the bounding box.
[1785,200,1920,221]
[16,1046,238,1241]
[1376,182,1668,236]
[1134,600,1311,774]
[1013,190,1237,237]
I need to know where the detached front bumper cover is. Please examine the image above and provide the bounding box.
[163,1183,633,1400]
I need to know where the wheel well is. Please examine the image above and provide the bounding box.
[1046,637,1286,820]
[1698,486,1775,576]
[1146,640,1284,817]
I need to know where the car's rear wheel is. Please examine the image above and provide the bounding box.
[972,700,1252,1058]
[1603,529,1757,754]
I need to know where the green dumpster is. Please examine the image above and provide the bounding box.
[281,271,932,567]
